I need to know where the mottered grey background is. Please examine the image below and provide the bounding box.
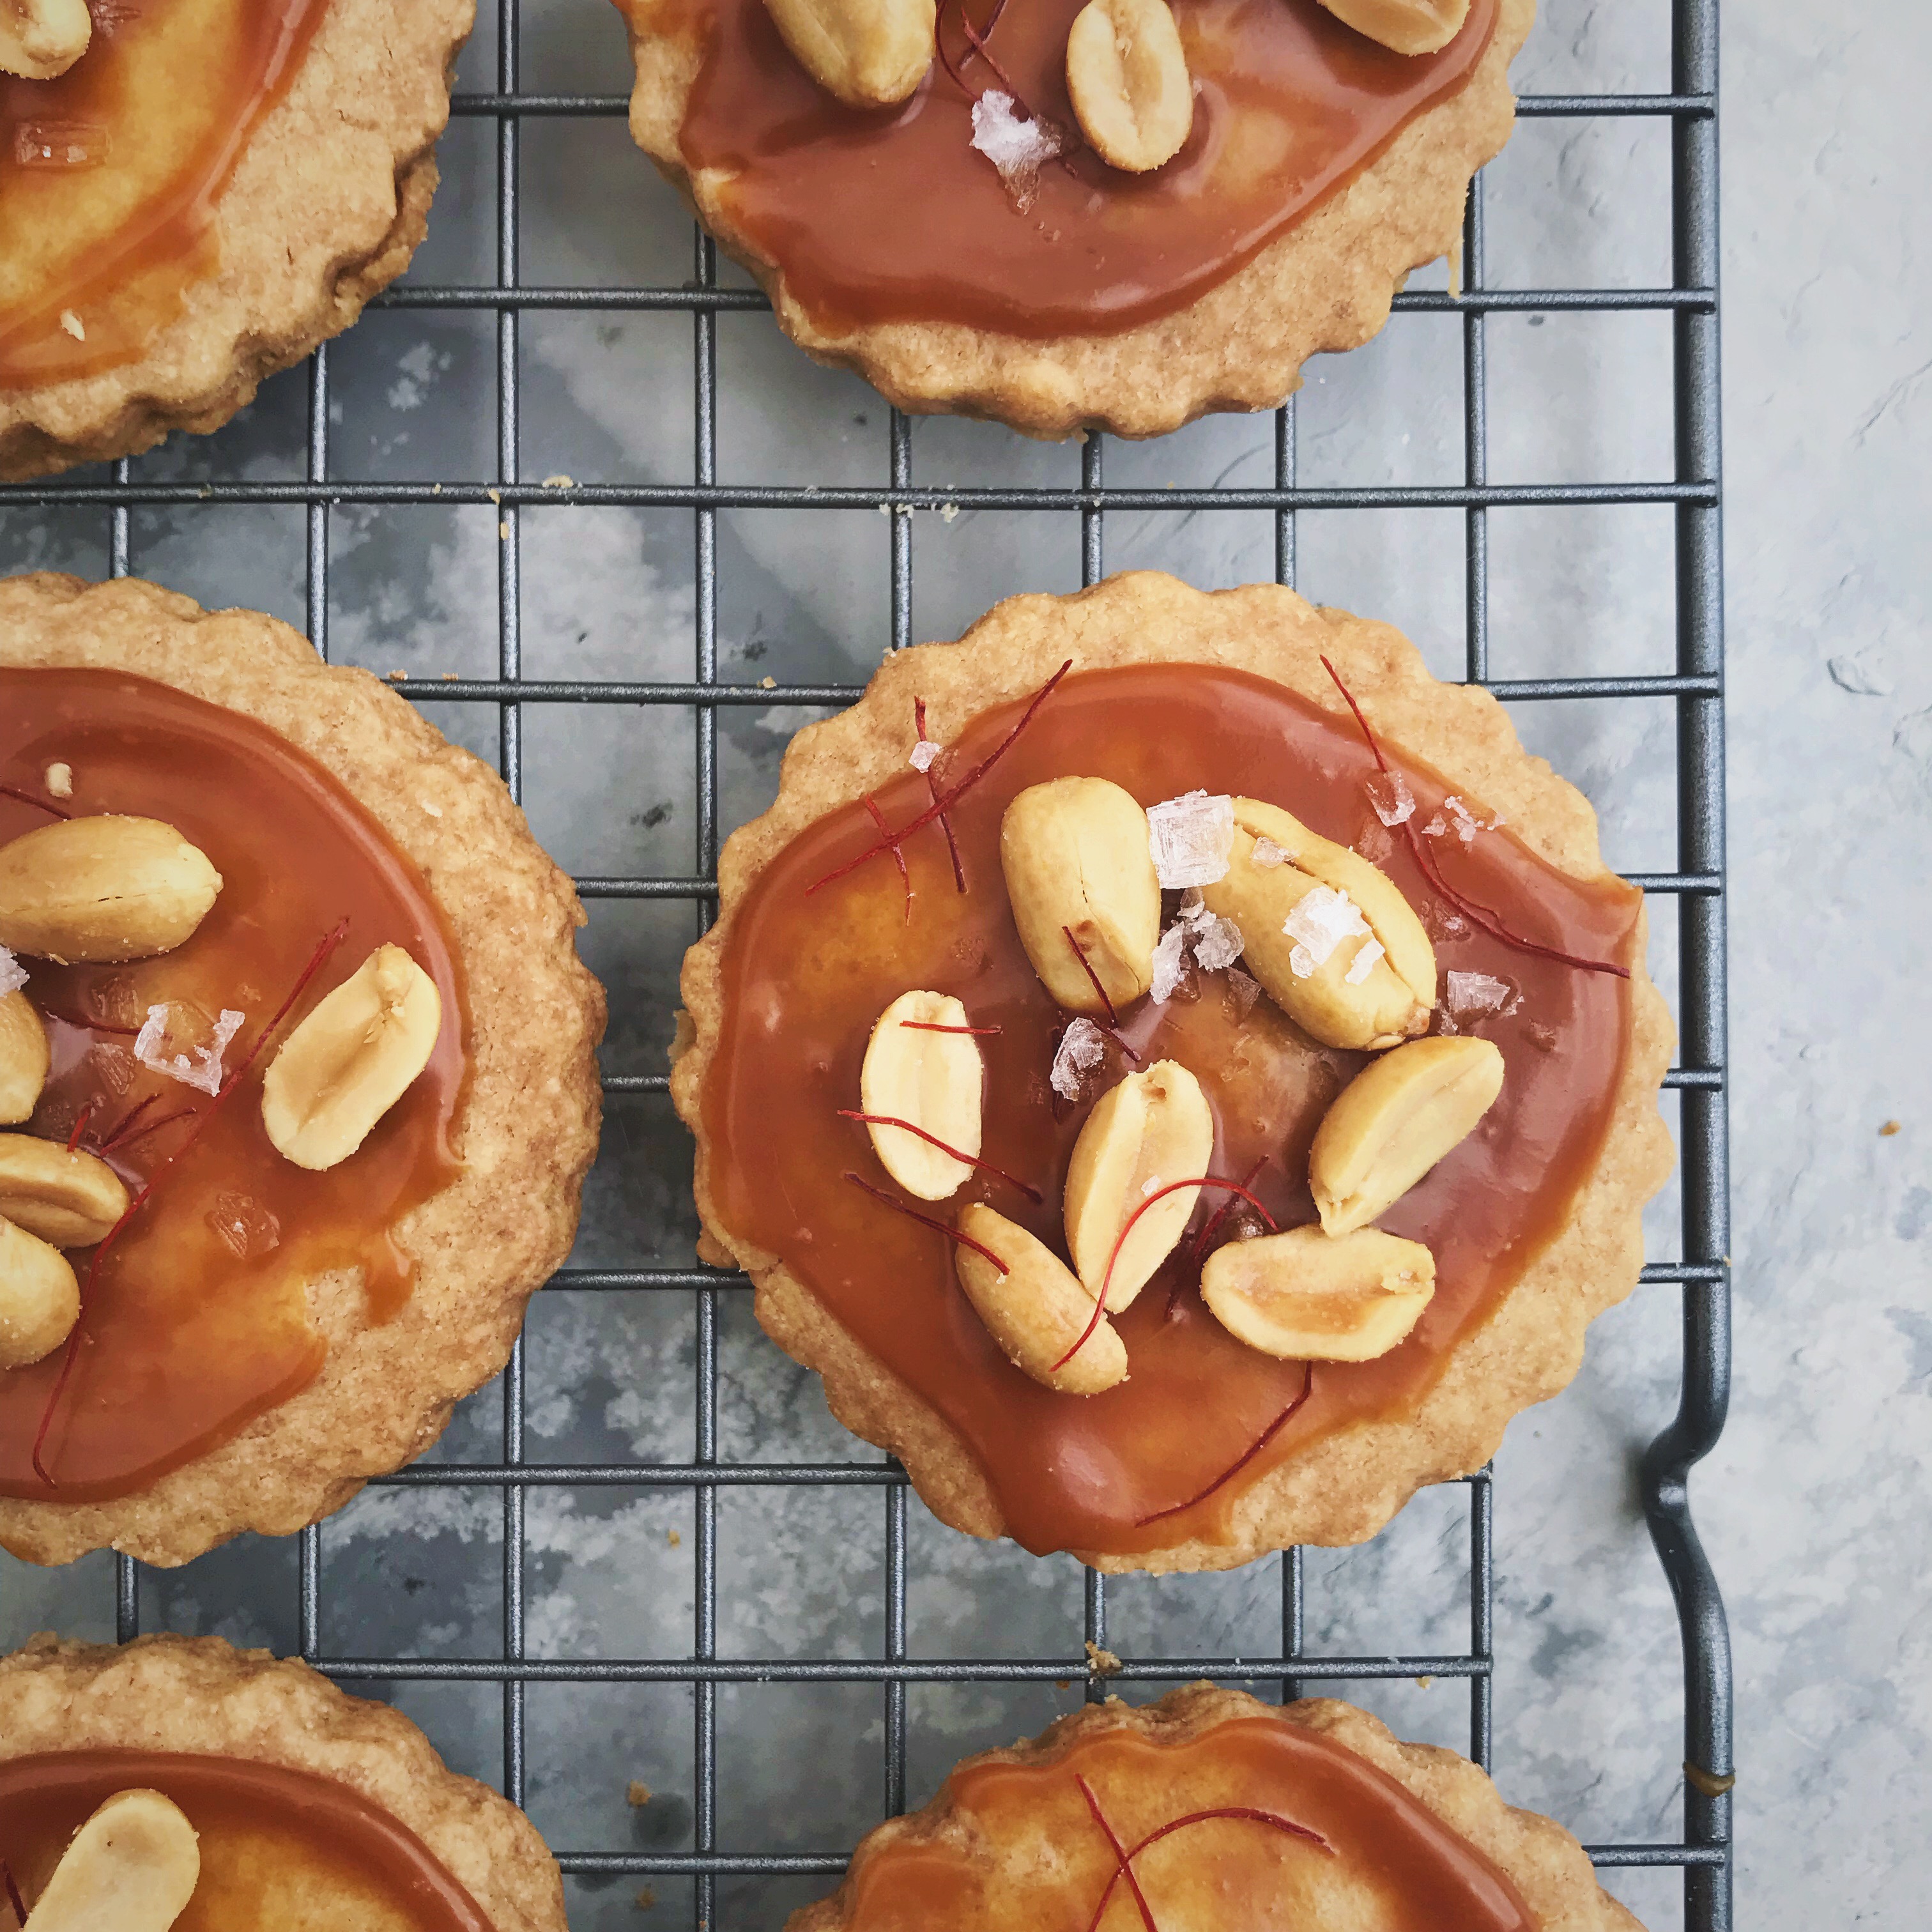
[1,0,1924,1928]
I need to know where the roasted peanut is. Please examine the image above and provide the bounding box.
[17,1787,201,1932]
[1199,796,1434,1050]
[0,0,91,79]
[261,945,442,1172]
[0,990,49,1124]
[0,815,222,965]
[1000,778,1160,1014]
[0,1215,79,1371]
[1202,1223,1434,1360]
[1310,1034,1503,1235]
[1063,1059,1213,1310]
[1315,0,1469,56]
[954,1204,1127,1395]
[761,0,935,106]
[0,1133,129,1248]
[1065,0,1193,172]
[859,990,985,1200]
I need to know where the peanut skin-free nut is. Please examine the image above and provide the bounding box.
[1310,1034,1504,1235]
[1199,796,1434,1050]
[1000,778,1160,1014]
[1201,1223,1435,1360]
[954,1203,1128,1395]
[760,0,935,106]
[0,1214,79,1371]
[859,990,985,1200]
[0,815,222,965]
[0,0,91,79]
[0,990,50,1125]
[261,944,443,1172]
[1065,0,1193,173]
[1063,1059,1213,1310]
[0,1133,130,1248]
[16,1787,201,1932]
[1315,0,1469,56]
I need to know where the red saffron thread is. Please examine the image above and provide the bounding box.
[65,1105,93,1153]
[0,1858,24,1928]
[105,1107,195,1154]
[1062,926,1121,1027]
[1134,1363,1316,1528]
[838,1110,1043,1203]
[843,1170,1009,1274]
[1082,1804,1333,1932]
[1188,1154,1269,1265]
[0,783,70,820]
[864,793,913,923]
[898,1020,1002,1036]
[91,1091,161,1154]
[1052,1177,1280,1372]
[1075,1777,1159,1932]
[914,698,967,894]
[936,0,1029,112]
[1318,656,1630,981]
[31,921,351,1487]
[806,659,1071,895]
[1099,1024,1144,1068]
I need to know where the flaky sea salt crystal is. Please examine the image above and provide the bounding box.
[1422,898,1469,943]
[969,92,1069,213]
[1141,1176,1163,1197]
[1443,796,1481,845]
[0,946,26,999]
[134,1003,245,1096]
[1422,811,1448,838]
[1147,790,1235,888]
[1250,835,1291,869]
[1365,770,1416,827]
[206,1190,282,1261]
[1282,885,1370,976]
[909,739,942,772]
[1050,1016,1106,1100]
[1344,937,1386,985]
[1446,969,1519,1022]
[1223,967,1262,1021]
[1149,923,1190,1003]
[1192,914,1245,974]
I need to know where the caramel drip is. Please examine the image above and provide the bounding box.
[0,670,467,1503]
[702,664,1637,1557]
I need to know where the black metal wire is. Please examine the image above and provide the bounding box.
[1,5,1729,1926]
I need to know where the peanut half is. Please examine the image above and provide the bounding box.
[1315,0,1469,56]
[0,0,91,79]
[1199,797,1434,1050]
[261,944,442,1172]
[1202,1224,1435,1361]
[954,1204,1127,1395]
[0,989,50,1124]
[0,1134,129,1248]
[19,1787,201,1932]
[859,990,985,1200]
[1309,1034,1503,1235]
[0,816,222,965]
[1063,1059,1213,1310]
[761,0,935,107]
[0,1215,79,1372]
[1000,778,1160,1013]
[1065,0,1193,173]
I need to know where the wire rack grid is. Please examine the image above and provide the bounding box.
[1,1,1731,1928]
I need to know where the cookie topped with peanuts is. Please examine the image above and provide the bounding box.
[672,571,1674,1574]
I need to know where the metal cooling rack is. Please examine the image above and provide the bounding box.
[0,0,1731,1926]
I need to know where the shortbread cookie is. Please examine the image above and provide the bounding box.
[672,572,1673,1574]
[791,1684,1640,1930]
[0,574,604,1567]
[611,0,1533,438]
[0,0,473,482]
[0,1632,567,1930]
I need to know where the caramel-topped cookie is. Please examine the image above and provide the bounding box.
[792,1685,1641,1930]
[0,1632,567,1931]
[672,572,1673,1573]
[0,574,603,1567]
[0,0,472,482]
[610,0,1531,437]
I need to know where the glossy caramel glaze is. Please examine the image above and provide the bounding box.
[702,665,1638,1556]
[0,0,328,388]
[834,1714,1535,1928]
[648,0,1497,334]
[0,1751,494,1931]
[0,670,467,1502]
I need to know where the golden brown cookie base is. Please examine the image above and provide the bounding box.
[0,1632,567,1931]
[615,0,1532,440]
[0,0,473,483]
[0,574,605,1567]
[789,1685,1642,1932]
[672,572,1675,1574]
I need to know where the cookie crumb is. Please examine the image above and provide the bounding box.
[499,520,510,540]
[486,487,501,505]
[1084,1641,1122,1678]
[1414,1674,1436,1688]
[634,1885,657,1909]
[760,676,776,689]
[667,1528,682,1547]
[542,474,575,489]
[1880,1119,1902,1137]
[44,762,73,799]
[627,1780,652,1807]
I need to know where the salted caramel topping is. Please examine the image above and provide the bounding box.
[641,0,1498,335]
[0,1751,494,1932]
[702,664,1638,1556]
[0,670,466,1503]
